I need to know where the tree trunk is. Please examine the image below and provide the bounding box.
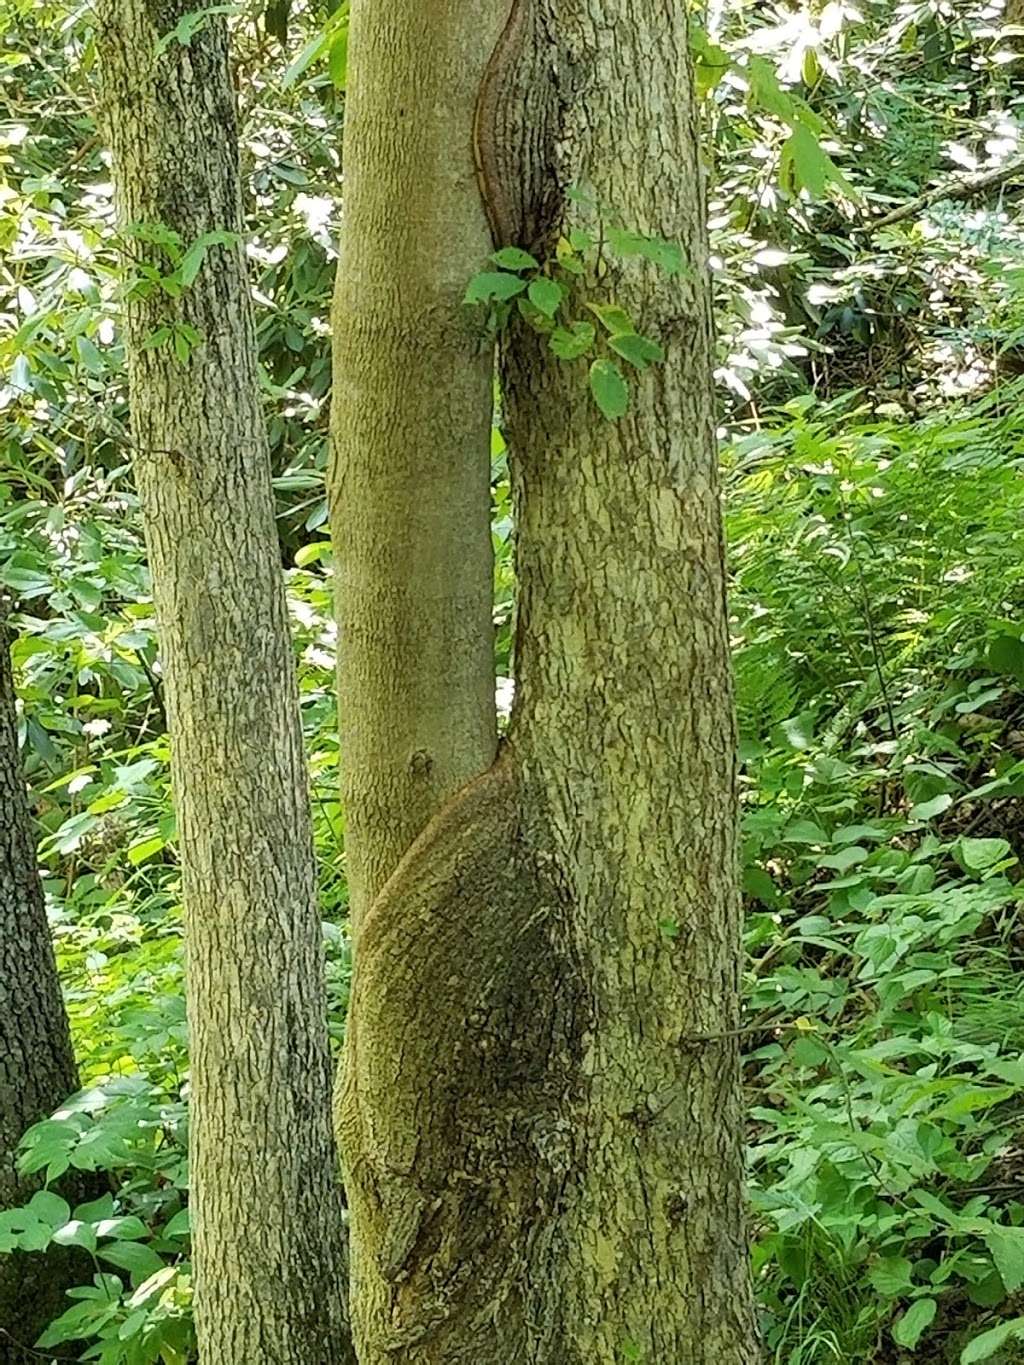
[332,0,759,1359]
[0,602,82,1358]
[328,0,499,923]
[97,5,351,1361]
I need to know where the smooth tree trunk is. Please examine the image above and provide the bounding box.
[332,0,759,1361]
[97,5,351,1360]
[0,603,82,1357]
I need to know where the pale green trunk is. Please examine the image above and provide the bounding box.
[328,0,500,927]
[97,4,351,1360]
[333,0,758,1359]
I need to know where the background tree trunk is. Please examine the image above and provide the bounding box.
[0,601,82,1359]
[333,0,758,1360]
[97,4,351,1360]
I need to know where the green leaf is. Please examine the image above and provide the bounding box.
[586,302,635,334]
[53,1219,98,1252]
[527,277,564,319]
[27,1190,70,1229]
[162,1208,191,1238]
[779,122,854,201]
[464,272,527,305]
[605,228,684,275]
[98,1240,166,1283]
[909,792,953,821]
[178,231,239,288]
[155,5,241,54]
[73,1194,116,1223]
[589,359,629,420]
[96,1215,150,1241]
[869,1256,914,1296]
[987,1226,1024,1292]
[608,333,665,371]
[818,845,867,872]
[491,247,538,271]
[790,1036,827,1068]
[957,837,1012,873]
[961,1317,1024,1363]
[328,19,349,88]
[892,1297,936,1349]
[75,335,104,374]
[988,634,1024,684]
[555,237,586,275]
[780,713,814,750]
[549,322,595,360]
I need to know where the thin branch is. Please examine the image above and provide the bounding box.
[864,154,1024,231]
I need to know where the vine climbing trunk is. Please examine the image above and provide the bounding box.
[332,0,759,1360]
[0,601,81,1358]
[97,4,351,1361]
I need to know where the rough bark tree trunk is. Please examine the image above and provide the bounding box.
[97,4,351,1360]
[0,601,82,1358]
[332,0,759,1360]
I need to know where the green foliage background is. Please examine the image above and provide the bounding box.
[3,0,1024,1361]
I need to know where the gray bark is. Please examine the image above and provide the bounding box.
[97,3,352,1359]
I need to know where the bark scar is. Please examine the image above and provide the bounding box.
[472,0,530,247]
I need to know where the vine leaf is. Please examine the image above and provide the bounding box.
[589,359,629,420]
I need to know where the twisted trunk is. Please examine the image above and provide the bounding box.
[332,0,758,1359]
[98,4,351,1360]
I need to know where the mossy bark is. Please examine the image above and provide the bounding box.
[0,603,83,1359]
[97,4,351,1360]
[334,0,759,1360]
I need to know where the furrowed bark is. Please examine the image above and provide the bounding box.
[0,603,82,1358]
[498,1,759,1356]
[97,5,351,1360]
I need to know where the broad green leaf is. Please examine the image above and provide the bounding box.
[75,335,103,374]
[586,302,635,334]
[96,1215,150,1241]
[869,1255,913,1296]
[53,1219,98,1252]
[27,1190,70,1228]
[73,1194,116,1223]
[957,836,1012,873]
[779,122,854,201]
[608,332,665,370]
[527,277,564,318]
[555,237,586,274]
[162,1208,191,1238]
[962,1317,1024,1363]
[464,272,527,305]
[987,633,1024,683]
[909,793,953,821]
[892,1297,936,1349]
[987,1226,1024,1292]
[818,845,867,872]
[98,1240,166,1282]
[491,247,538,271]
[605,228,685,275]
[588,359,629,420]
[549,322,595,360]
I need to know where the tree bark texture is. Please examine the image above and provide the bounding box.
[334,0,759,1360]
[328,0,500,926]
[97,5,351,1361]
[0,603,82,1358]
